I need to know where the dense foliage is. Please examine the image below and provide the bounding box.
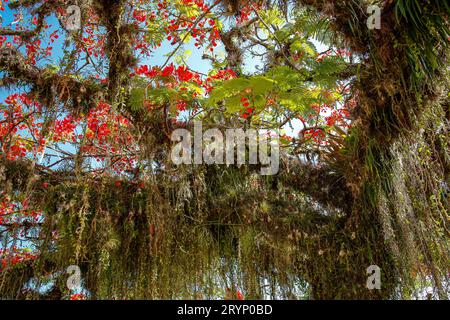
[0,0,449,299]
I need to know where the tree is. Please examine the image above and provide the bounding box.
[0,0,448,299]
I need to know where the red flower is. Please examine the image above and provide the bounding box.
[135,65,149,76]
[161,64,175,77]
[132,10,147,23]
[70,293,86,300]
[148,68,158,78]
[176,66,193,82]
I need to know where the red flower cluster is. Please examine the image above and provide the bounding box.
[153,0,221,52]
[203,69,237,93]
[80,101,137,174]
[0,94,41,160]
[53,116,78,142]
[81,23,106,59]
[176,66,194,82]
[240,97,254,119]
[70,293,86,300]
[303,128,326,143]
[325,108,350,127]
[132,9,147,22]
[134,63,202,86]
